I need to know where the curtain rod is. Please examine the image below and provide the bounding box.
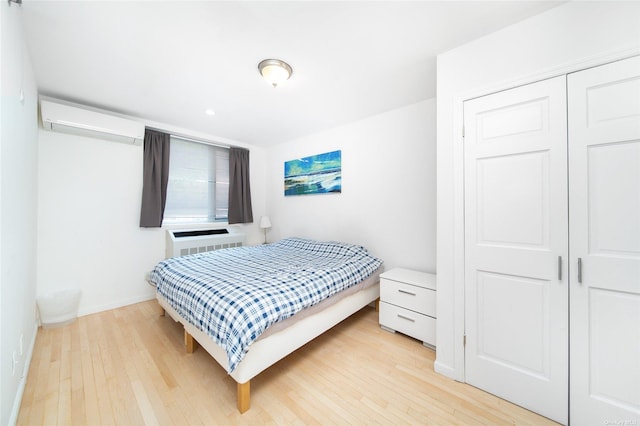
[145,126,232,150]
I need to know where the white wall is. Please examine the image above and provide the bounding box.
[37,123,267,317]
[436,1,640,380]
[267,99,436,274]
[0,2,39,424]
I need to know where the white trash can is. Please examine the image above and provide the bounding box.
[37,289,81,328]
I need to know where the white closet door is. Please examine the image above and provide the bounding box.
[568,56,640,425]
[464,76,568,424]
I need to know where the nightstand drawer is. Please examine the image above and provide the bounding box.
[380,278,436,317]
[379,302,436,345]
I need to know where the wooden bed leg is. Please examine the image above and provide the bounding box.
[184,329,198,354]
[156,300,166,317]
[237,381,250,413]
[375,298,380,312]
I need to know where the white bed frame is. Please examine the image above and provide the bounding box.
[157,282,380,413]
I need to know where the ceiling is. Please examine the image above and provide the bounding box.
[22,1,562,147]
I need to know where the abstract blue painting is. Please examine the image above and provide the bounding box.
[284,150,342,196]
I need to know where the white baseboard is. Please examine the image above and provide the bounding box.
[434,359,458,380]
[77,293,156,317]
[9,323,38,426]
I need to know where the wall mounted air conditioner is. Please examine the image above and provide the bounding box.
[40,99,145,145]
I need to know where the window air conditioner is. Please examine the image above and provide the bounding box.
[40,99,145,145]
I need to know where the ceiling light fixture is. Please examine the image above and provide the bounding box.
[205,109,216,116]
[258,59,293,88]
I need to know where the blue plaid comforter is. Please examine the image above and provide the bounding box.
[150,238,383,372]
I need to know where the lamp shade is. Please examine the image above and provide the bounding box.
[259,216,272,229]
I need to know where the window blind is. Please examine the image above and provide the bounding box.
[163,137,229,223]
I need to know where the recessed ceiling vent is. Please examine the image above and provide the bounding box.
[40,99,145,145]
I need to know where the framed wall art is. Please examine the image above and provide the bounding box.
[284,150,342,196]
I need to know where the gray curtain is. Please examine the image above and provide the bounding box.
[228,147,254,224]
[139,129,170,227]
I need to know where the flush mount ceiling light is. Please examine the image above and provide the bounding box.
[258,59,293,88]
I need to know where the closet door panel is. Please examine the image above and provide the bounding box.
[569,55,640,425]
[464,76,568,425]
[475,272,549,375]
[589,290,640,410]
[585,71,640,144]
[586,141,640,294]
[588,142,640,256]
[475,151,550,248]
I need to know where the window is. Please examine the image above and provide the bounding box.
[163,137,229,224]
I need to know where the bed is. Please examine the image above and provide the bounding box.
[148,237,383,413]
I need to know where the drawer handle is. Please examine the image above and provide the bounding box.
[397,314,415,322]
[398,289,416,296]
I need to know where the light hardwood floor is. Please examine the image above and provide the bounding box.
[18,300,558,425]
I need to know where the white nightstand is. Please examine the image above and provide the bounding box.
[379,268,436,348]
